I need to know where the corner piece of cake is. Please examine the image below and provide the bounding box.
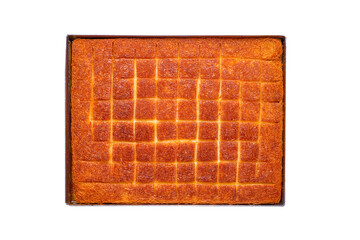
[70,37,284,205]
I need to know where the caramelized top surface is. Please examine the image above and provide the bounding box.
[71,37,284,204]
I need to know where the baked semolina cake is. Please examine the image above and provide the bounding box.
[70,37,284,204]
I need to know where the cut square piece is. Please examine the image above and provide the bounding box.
[134,39,156,58]
[90,142,110,162]
[220,101,239,121]
[261,102,283,123]
[197,185,218,203]
[135,184,154,202]
[261,61,283,82]
[238,162,256,183]
[222,59,240,80]
[220,141,238,161]
[222,39,246,57]
[156,143,177,162]
[179,40,199,58]
[240,82,260,101]
[157,79,177,99]
[200,80,220,100]
[136,99,156,119]
[113,100,134,120]
[72,100,90,121]
[155,163,176,182]
[158,59,178,78]
[196,163,218,183]
[239,123,259,141]
[219,162,237,183]
[157,39,178,58]
[221,80,240,100]
[111,162,134,183]
[200,40,220,58]
[239,60,260,81]
[259,140,282,163]
[136,143,155,162]
[178,79,197,99]
[197,142,217,162]
[72,39,92,60]
[73,161,110,182]
[113,79,134,100]
[72,79,91,101]
[93,122,111,142]
[220,122,239,141]
[261,83,283,102]
[255,162,282,184]
[93,78,111,100]
[177,163,195,183]
[72,60,91,80]
[240,142,259,162]
[136,163,155,183]
[113,39,135,58]
[180,59,199,79]
[156,99,176,120]
[178,100,196,120]
[218,185,236,203]
[136,59,156,78]
[199,122,218,140]
[72,122,91,144]
[199,100,218,121]
[260,123,282,141]
[135,122,155,141]
[93,101,111,120]
[113,59,134,79]
[137,79,156,98]
[113,122,134,142]
[113,143,134,162]
[157,122,177,141]
[177,184,196,203]
[240,102,260,121]
[237,185,281,204]
[177,143,195,162]
[93,40,112,59]
[177,122,197,139]
[155,184,177,202]
[200,59,220,79]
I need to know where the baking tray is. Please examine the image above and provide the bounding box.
[65,35,286,205]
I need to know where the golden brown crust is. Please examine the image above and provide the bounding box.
[71,37,284,204]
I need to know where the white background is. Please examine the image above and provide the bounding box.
[0,0,359,239]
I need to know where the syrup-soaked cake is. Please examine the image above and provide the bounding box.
[71,37,284,204]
